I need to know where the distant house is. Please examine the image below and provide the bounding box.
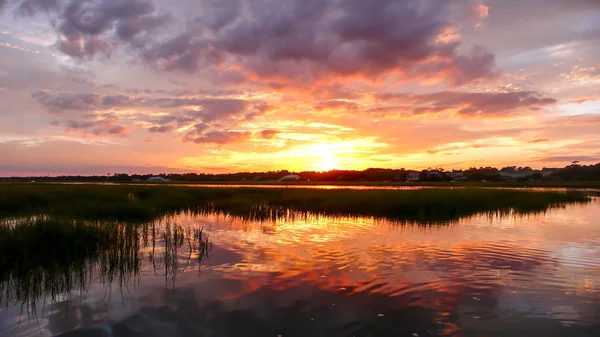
[278,174,300,182]
[498,170,535,180]
[448,172,467,181]
[146,176,168,182]
[406,172,420,182]
[132,178,141,182]
[427,171,444,180]
[541,168,558,177]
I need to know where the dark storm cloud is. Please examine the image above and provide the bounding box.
[139,0,498,85]
[18,0,60,16]
[141,32,222,72]
[197,0,242,31]
[9,0,171,58]
[115,13,172,43]
[375,91,557,117]
[8,0,496,85]
[57,0,154,38]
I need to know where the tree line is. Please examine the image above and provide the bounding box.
[3,162,600,182]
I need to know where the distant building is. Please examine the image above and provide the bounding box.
[498,171,534,180]
[132,178,141,182]
[541,168,558,177]
[406,172,420,181]
[278,174,300,182]
[427,171,444,180]
[448,172,467,181]
[146,176,167,182]
[498,167,537,180]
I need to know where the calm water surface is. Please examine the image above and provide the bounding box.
[1,199,599,336]
[49,181,600,192]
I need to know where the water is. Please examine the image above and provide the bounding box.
[1,200,599,336]
[49,181,600,192]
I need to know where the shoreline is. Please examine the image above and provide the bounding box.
[3,180,600,189]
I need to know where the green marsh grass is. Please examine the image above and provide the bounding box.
[0,183,591,223]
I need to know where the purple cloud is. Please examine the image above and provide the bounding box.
[32,91,101,112]
[18,0,60,16]
[9,0,495,86]
[375,90,557,117]
[148,125,174,133]
[32,90,269,144]
[138,0,497,86]
[185,130,251,144]
[64,117,129,137]
[11,0,171,59]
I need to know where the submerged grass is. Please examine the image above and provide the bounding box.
[0,183,592,223]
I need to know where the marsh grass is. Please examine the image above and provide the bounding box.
[0,183,591,223]
[0,218,212,310]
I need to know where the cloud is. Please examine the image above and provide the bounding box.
[532,155,600,163]
[17,0,60,16]
[375,90,557,117]
[102,94,132,106]
[32,90,267,144]
[33,91,249,115]
[11,0,170,59]
[260,129,278,139]
[11,0,496,86]
[314,100,360,112]
[185,130,251,144]
[473,3,489,27]
[57,37,112,59]
[141,0,496,86]
[32,91,101,112]
[186,98,247,121]
[147,125,174,133]
[107,125,128,136]
[64,117,129,137]
[528,138,551,144]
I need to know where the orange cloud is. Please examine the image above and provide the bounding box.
[473,4,490,28]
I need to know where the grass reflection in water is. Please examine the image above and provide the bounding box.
[0,218,212,311]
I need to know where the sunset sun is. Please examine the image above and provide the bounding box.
[314,153,340,172]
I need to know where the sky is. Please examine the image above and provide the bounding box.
[1,0,599,176]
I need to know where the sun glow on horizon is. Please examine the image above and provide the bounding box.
[313,151,340,172]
